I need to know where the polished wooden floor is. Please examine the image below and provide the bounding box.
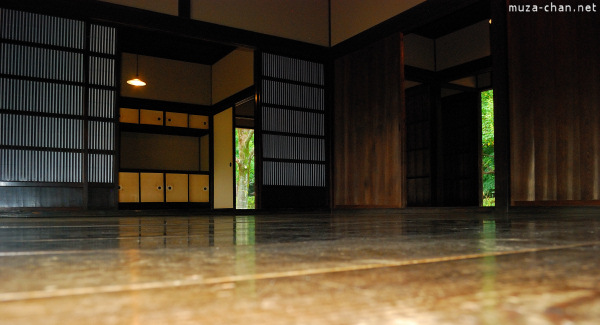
[0,212,599,324]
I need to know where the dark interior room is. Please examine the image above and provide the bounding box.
[1,0,599,323]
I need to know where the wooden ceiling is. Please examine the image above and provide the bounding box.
[119,27,236,65]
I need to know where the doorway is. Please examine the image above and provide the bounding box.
[481,89,495,206]
[234,96,256,210]
[235,128,255,209]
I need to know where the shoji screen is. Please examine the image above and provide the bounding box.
[258,53,329,209]
[0,9,117,208]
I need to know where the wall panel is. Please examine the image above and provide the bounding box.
[212,48,254,104]
[0,8,117,208]
[508,0,600,205]
[333,32,405,208]
[258,52,328,209]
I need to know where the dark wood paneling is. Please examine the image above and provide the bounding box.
[513,201,600,207]
[0,187,84,208]
[261,187,329,210]
[333,33,405,208]
[88,187,117,209]
[441,92,481,206]
[406,85,435,206]
[508,0,600,203]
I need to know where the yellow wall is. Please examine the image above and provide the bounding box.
[121,53,212,105]
[99,0,178,16]
[212,48,254,104]
[191,0,329,46]
[330,0,425,46]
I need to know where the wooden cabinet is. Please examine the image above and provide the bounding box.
[166,112,188,127]
[118,172,139,202]
[120,108,139,124]
[189,115,209,129]
[140,172,164,202]
[140,109,164,125]
[119,103,212,208]
[189,174,210,202]
[166,173,189,202]
[119,171,208,204]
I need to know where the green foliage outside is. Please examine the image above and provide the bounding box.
[481,90,495,206]
[235,128,255,209]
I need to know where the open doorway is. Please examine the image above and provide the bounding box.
[235,128,255,209]
[403,0,492,207]
[481,89,495,206]
[234,95,256,209]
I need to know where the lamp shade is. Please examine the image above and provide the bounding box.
[127,54,146,86]
[127,78,146,86]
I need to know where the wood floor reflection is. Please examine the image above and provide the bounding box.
[0,213,599,324]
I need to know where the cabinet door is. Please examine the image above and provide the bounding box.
[166,173,188,202]
[189,174,209,202]
[140,172,164,202]
[118,172,139,202]
[214,108,233,209]
[140,109,164,126]
[165,112,188,128]
[189,115,209,129]
[119,108,139,124]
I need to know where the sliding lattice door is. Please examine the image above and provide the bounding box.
[257,53,329,209]
[0,8,117,208]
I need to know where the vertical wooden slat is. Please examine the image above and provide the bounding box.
[508,6,536,202]
[532,14,553,201]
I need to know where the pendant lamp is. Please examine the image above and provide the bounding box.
[127,54,146,86]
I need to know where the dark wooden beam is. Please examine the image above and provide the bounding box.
[442,83,478,93]
[178,0,190,19]
[438,56,493,83]
[120,97,211,115]
[405,56,492,87]
[404,65,438,83]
